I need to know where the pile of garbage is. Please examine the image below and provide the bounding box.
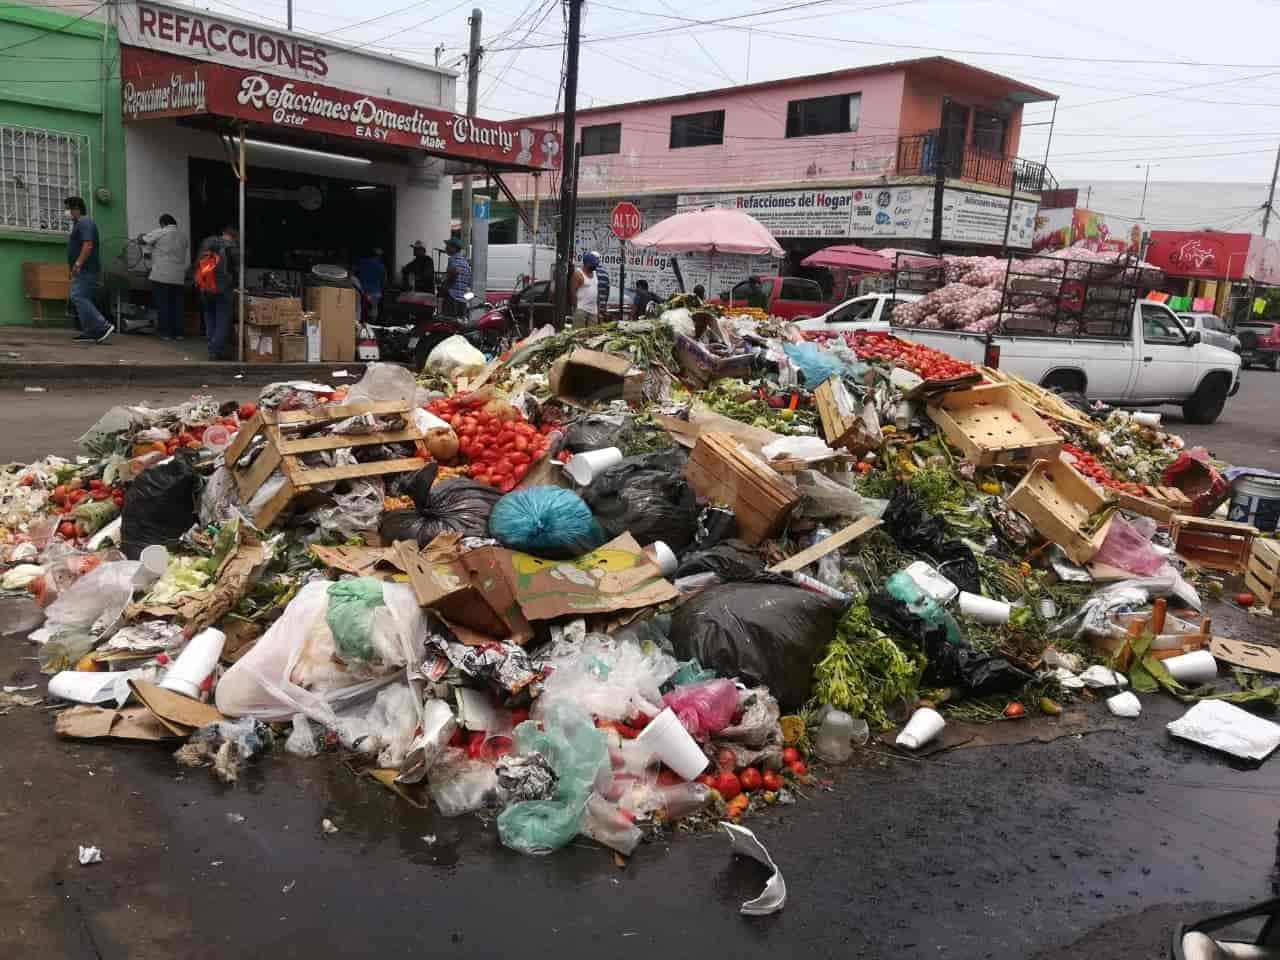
[4,301,1280,877]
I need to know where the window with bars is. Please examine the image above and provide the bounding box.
[0,124,89,234]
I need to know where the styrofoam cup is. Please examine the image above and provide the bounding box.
[159,627,226,698]
[48,670,124,704]
[564,447,622,486]
[647,540,678,577]
[635,707,709,780]
[896,707,945,751]
[140,544,170,578]
[958,591,1011,625]
[1132,411,1162,428]
[1164,649,1218,686]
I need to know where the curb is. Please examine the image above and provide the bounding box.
[0,361,377,389]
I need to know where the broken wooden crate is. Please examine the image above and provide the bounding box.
[223,399,428,528]
[1007,454,1113,565]
[927,382,1061,467]
[685,432,800,544]
[1112,484,1193,524]
[1170,514,1257,572]
[814,376,880,453]
[1244,537,1280,607]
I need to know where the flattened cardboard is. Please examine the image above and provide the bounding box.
[397,539,526,642]
[549,349,644,407]
[310,544,397,578]
[128,679,225,736]
[127,542,266,636]
[55,704,173,741]
[1210,636,1280,675]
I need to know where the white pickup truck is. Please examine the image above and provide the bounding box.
[797,291,1242,424]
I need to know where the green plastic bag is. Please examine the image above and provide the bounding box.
[886,571,963,646]
[496,702,608,856]
[325,578,385,662]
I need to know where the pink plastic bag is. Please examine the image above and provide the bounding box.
[1094,515,1166,576]
[662,679,738,741]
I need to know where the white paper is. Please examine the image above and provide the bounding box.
[1106,691,1142,718]
[762,435,837,463]
[77,845,102,865]
[722,822,787,916]
[1167,700,1280,761]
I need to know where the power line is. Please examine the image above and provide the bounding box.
[0,1,105,55]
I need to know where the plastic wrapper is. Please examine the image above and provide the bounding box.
[718,686,781,748]
[534,628,673,721]
[425,335,486,379]
[1049,574,1200,641]
[175,718,274,783]
[426,623,540,695]
[1093,514,1166,576]
[488,487,606,560]
[496,752,558,803]
[782,341,847,385]
[580,793,642,855]
[661,678,739,740]
[670,577,847,711]
[284,714,320,757]
[215,580,425,724]
[674,540,763,582]
[380,465,502,545]
[497,703,609,856]
[307,480,384,540]
[429,751,501,816]
[120,453,200,559]
[581,452,698,550]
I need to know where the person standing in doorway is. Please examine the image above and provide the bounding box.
[355,247,387,322]
[194,225,239,360]
[64,196,112,344]
[442,237,471,317]
[140,214,188,340]
[400,241,435,294]
[571,251,600,326]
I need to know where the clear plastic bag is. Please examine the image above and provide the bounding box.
[662,678,739,740]
[344,362,417,407]
[308,480,384,540]
[425,335,486,379]
[534,631,673,722]
[429,749,500,816]
[580,793,642,855]
[284,714,320,757]
[38,560,141,670]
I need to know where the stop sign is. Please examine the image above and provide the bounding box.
[610,202,643,240]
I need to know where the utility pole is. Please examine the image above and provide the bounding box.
[460,9,482,252]
[287,0,292,30]
[1136,163,1159,219]
[1085,184,1092,208]
[1262,143,1280,238]
[553,0,584,327]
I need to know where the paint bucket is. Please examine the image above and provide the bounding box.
[635,707,709,780]
[896,707,945,751]
[1164,649,1218,686]
[1227,474,1280,532]
[563,447,622,486]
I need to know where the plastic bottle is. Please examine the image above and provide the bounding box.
[814,709,856,763]
[657,781,711,819]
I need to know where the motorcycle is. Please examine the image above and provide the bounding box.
[364,287,510,369]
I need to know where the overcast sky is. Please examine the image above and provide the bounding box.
[173,0,1280,224]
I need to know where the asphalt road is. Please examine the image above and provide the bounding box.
[1,374,1278,959]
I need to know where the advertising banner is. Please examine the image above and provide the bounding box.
[676,189,855,238]
[847,185,932,239]
[1145,231,1252,280]
[940,189,1036,247]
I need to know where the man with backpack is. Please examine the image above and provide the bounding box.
[195,225,239,360]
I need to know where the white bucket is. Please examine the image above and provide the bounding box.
[1164,649,1218,686]
[635,707,709,780]
[646,541,678,577]
[1227,474,1280,532]
[896,707,945,750]
[958,591,1011,625]
[159,627,226,698]
[564,447,623,486]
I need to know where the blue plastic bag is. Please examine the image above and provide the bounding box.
[488,486,606,559]
[783,341,847,386]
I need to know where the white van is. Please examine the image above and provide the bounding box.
[485,244,556,303]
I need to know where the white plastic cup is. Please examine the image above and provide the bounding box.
[1164,649,1218,686]
[564,446,623,486]
[140,544,170,578]
[646,540,678,577]
[1132,411,1162,428]
[635,707,709,780]
[958,591,1011,625]
[159,627,226,698]
[896,707,945,751]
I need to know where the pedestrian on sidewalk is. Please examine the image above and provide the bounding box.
[140,214,188,340]
[64,196,113,344]
[195,225,239,361]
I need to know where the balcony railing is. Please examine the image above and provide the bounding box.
[896,131,1057,194]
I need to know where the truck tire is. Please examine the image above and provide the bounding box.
[1041,370,1085,394]
[1182,374,1230,425]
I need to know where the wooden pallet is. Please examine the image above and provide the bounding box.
[685,432,799,544]
[1170,514,1258,572]
[1245,537,1280,609]
[223,399,428,528]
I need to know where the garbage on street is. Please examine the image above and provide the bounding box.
[4,268,1280,871]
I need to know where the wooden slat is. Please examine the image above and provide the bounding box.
[223,410,265,466]
[253,477,297,529]
[272,400,409,425]
[235,443,281,501]
[290,457,425,488]
[277,426,420,454]
[768,516,881,573]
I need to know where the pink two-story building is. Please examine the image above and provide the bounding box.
[501,56,1056,297]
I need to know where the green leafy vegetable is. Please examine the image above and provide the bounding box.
[811,605,924,730]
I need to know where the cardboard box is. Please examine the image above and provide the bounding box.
[397,538,525,641]
[279,333,306,363]
[305,312,322,362]
[685,432,800,544]
[549,349,644,407]
[245,323,280,363]
[305,285,358,361]
[22,261,70,300]
[273,297,303,332]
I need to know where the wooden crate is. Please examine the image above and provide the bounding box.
[1170,515,1257,572]
[926,382,1062,467]
[685,432,799,544]
[1007,454,1113,565]
[1245,537,1280,607]
[1114,485,1193,524]
[814,376,870,451]
[223,399,428,528]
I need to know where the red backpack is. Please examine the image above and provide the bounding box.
[194,246,221,293]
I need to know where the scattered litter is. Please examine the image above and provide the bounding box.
[226,812,246,824]
[24,386,46,393]
[1106,692,1141,718]
[282,880,296,894]
[1167,700,1280,761]
[722,823,786,916]
[321,818,339,834]
[77,845,102,865]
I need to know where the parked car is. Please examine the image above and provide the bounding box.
[794,292,922,333]
[1176,312,1241,353]
[1236,319,1280,370]
[709,276,826,321]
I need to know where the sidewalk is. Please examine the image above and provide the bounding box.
[0,327,369,386]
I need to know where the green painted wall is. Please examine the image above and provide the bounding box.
[0,5,126,326]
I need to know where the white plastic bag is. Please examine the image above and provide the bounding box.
[215,580,426,723]
[344,362,417,407]
[41,560,141,642]
[425,335,486,379]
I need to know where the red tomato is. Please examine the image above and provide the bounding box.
[739,767,763,792]
[782,747,801,765]
[58,521,76,539]
[696,773,717,790]
[788,760,808,777]
[238,402,258,420]
[498,479,516,493]
[91,489,109,501]
[716,771,742,800]
[88,479,104,490]
[761,769,783,792]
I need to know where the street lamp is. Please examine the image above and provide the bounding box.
[1136,163,1161,219]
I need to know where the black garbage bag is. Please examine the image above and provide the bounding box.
[581,451,699,550]
[694,506,738,548]
[564,414,633,454]
[670,577,847,710]
[882,485,981,594]
[380,464,502,545]
[120,452,200,559]
[674,540,764,581]
[868,591,1029,697]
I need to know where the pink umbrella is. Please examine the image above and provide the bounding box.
[627,208,785,258]
[801,244,892,273]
